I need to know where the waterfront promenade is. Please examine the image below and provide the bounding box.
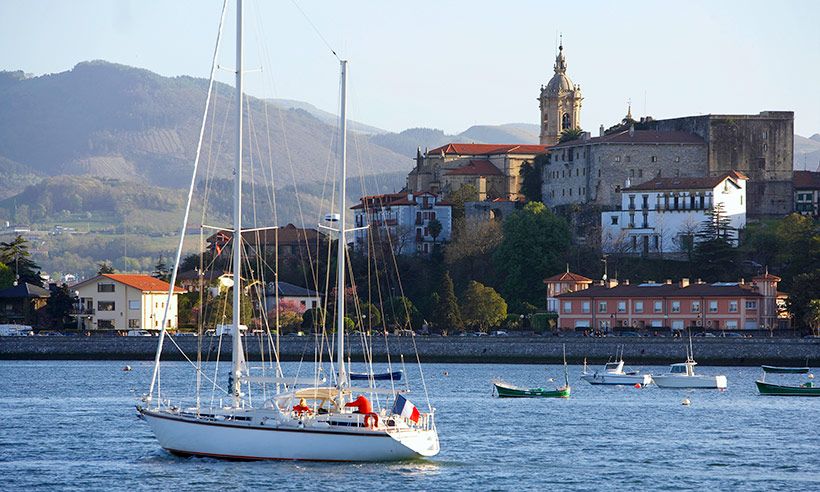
[1,335,818,365]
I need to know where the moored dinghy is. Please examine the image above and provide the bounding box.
[493,345,571,398]
[756,365,820,396]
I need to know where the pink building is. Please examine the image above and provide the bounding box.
[554,272,787,333]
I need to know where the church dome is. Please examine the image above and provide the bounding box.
[545,72,574,95]
[543,44,576,95]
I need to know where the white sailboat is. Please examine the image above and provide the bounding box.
[137,0,439,461]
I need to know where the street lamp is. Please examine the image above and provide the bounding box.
[75,290,81,332]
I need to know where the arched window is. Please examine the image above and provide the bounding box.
[561,113,571,130]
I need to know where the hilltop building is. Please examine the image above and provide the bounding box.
[601,171,747,256]
[538,41,583,146]
[793,170,820,217]
[554,272,788,333]
[71,274,183,332]
[406,144,547,201]
[542,126,707,208]
[352,191,453,255]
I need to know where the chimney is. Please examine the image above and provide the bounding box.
[739,278,745,285]
[679,278,690,288]
[599,124,604,137]
[607,279,619,289]
[622,279,630,285]
[665,279,672,285]
[696,278,704,284]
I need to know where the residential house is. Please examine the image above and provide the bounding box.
[71,274,183,332]
[352,191,452,255]
[794,170,820,217]
[544,270,593,312]
[264,281,322,313]
[207,223,326,261]
[0,282,50,327]
[601,171,747,256]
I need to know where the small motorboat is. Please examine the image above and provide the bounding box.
[756,365,820,396]
[652,359,728,389]
[348,370,403,381]
[581,350,652,386]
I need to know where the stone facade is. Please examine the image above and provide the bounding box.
[541,129,708,209]
[538,42,582,145]
[407,143,547,201]
[645,112,794,217]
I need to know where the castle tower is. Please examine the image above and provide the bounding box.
[539,42,583,145]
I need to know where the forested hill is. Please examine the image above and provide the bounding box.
[0,61,412,197]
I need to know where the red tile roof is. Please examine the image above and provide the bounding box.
[351,192,451,210]
[551,130,704,148]
[625,171,746,192]
[544,271,593,283]
[556,281,765,299]
[443,159,504,177]
[102,274,184,293]
[794,170,820,190]
[428,143,548,156]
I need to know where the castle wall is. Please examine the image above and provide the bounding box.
[647,112,794,217]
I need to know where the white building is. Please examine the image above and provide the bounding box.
[352,191,452,255]
[72,274,183,332]
[264,281,322,313]
[601,171,747,256]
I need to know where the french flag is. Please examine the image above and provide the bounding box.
[392,394,420,423]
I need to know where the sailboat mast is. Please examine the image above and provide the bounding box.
[231,0,244,407]
[335,60,349,401]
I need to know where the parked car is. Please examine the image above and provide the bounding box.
[490,330,509,337]
[694,332,716,337]
[719,332,744,338]
[617,331,641,337]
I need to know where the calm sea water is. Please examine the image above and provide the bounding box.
[1,360,817,491]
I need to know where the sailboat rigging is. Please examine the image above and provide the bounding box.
[137,0,440,461]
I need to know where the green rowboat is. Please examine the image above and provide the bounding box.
[755,380,820,396]
[756,365,819,396]
[493,381,571,398]
[492,344,571,398]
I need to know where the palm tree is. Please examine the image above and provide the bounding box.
[559,127,584,143]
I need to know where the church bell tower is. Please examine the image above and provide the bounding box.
[539,41,583,146]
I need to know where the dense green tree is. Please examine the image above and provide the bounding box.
[153,255,170,281]
[693,203,737,281]
[0,235,43,286]
[431,271,463,333]
[97,262,116,275]
[806,299,820,336]
[461,281,507,332]
[788,270,820,333]
[493,202,570,310]
[301,307,327,333]
[520,156,545,203]
[774,214,819,290]
[428,218,443,244]
[358,302,382,332]
[45,283,75,329]
[383,296,421,330]
[0,262,14,289]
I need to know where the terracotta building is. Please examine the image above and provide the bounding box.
[554,272,787,333]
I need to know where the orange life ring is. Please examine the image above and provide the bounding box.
[363,412,379,429]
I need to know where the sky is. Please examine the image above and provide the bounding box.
[1,0,819,136]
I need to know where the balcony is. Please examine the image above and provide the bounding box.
[71,308,95,315]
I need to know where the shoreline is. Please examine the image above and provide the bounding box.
[1,336,818,366]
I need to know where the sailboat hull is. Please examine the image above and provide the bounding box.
[140,409,439,462]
